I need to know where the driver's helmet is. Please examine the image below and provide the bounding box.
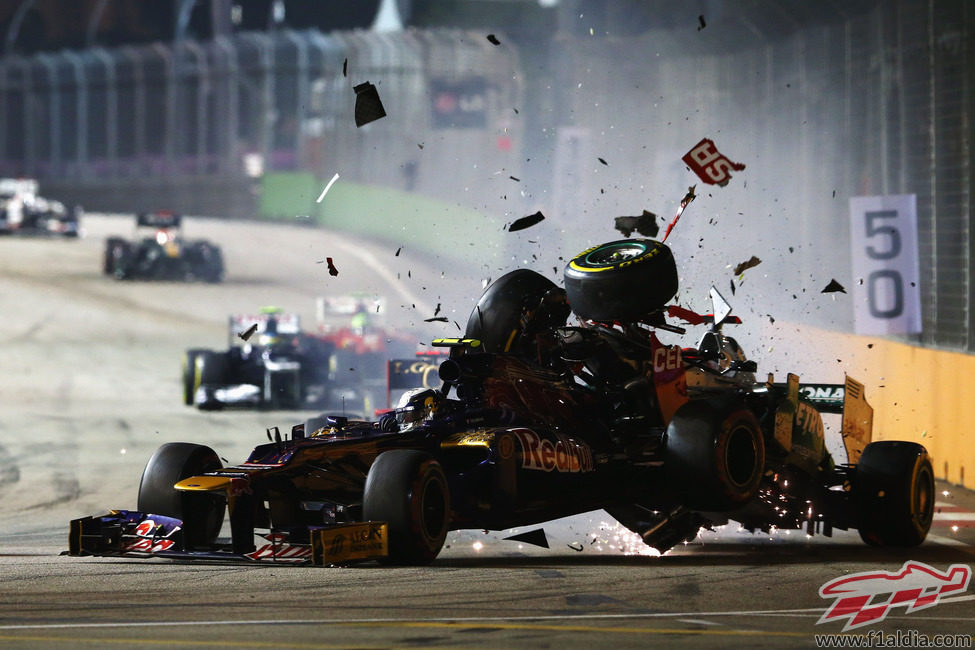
[394,387,441,430]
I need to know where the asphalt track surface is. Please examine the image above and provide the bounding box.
[1,215,974,649]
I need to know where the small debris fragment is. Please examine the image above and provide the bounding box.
[354,81,386,127]
[614,210,659,238]
[316,173,340,202]
[733,255,762,275]
[424,317,448,323]
[326,257,339,276]
[697,14,706,31]
[238,323,259,341]
[567,541,584,552]
[395,246,402,256]
[597,157,608,166]
[822,279,846,294]
[662,185,696,242]
[342,58,347,77]
[486,34,501,45]
[509,176,520,182]
[504,529,549,548]
[508,211,545,232]
[682,138,745,186]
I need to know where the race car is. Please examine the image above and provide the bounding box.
[71,238,934,566]
[0,178,81,237]
[184,307,415,413]
[103,211,223,282]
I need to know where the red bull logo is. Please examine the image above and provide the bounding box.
[245,533,313,563]
[512,428,594,473]
[818,561,972,631]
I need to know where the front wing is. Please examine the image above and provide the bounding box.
[67,511,388,566]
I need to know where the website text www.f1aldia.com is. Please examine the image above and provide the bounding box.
[815,629,973,648]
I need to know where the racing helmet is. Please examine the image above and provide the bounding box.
[394,387,441,430]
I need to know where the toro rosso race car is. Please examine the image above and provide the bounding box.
[103,211,224,282]
[0,178,81,237]
[70,238,934,566]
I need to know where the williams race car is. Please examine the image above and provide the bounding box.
[103,211,223,282]
[71,238,934,566]
[0,178,81,237]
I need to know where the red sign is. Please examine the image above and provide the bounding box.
[682,138,745,186]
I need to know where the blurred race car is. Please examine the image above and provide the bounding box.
[71,239,934,567]
[184,307,415,413]
[103,211,223,282]
[0,178,81,237]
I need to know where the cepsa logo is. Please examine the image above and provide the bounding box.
[818,561,972,631]
[682,138,746,186]
[513,428,594,473]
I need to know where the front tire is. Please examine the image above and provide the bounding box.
[137,442,225,548]
[182,348,209,405]
[855,441,934,547]
[363,450,450,565]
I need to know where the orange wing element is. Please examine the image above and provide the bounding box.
[842,376,874,465]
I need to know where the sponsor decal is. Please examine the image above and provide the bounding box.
[388,359,441,390]
[652,344,682,374]
[682,138,746,186]
[818,561,972,631]
[512,428,594,473]
[245,533,313,563]
[123,537,176,553]
[126,517,182,553]
[800,385,845,402]
[314,523,388,563]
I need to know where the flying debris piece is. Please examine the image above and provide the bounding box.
[316,173,340,203]
[597,157,608,166]
[733,255,762,275]
[503,529,549,549]
[730,279,736,295]
[567,541,584,552]
[486,34,501,45]
[424,317,449,323]
[698,14,706,31]
[662,185,696,242]
[614,210,658,238]
[354,82,386,127]
[326,257,339,276]
[822,279,846,294]
[508,211,545,232]
[667,304,706,325]
[342,58,347,77]
[682,138,746,186]
[509,176,520,182]
[238,323,259,342]
[395,246,402,256]
[434,302,442,317]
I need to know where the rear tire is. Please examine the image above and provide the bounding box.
[137,442,225,548]
[363,450,450,565]
[564,239,678,322]
[855,441,934,547]
[182,348,209,406]
[664,399,765,511]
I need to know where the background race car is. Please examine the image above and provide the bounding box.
[185,307,416,413]
[103,211,224,281]
[0,177,81,237]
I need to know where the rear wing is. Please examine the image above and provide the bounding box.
[795,377,874,465]
[137,211,181,229]
[229,313,301,345]
[386,351,447,409]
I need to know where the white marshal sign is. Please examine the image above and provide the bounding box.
[849,194,921,335]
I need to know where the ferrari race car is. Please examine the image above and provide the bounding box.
[0,178,81,237]
[184,308,414,413]
[103,211,223,282]
[70,238,934,566]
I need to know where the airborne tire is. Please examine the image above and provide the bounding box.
[664,399,765,511]
[564,239,678,322]
[363,450,450,565]
[137,442,225,548]
[855,441,934,547]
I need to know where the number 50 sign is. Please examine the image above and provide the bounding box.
[849,195,921,335]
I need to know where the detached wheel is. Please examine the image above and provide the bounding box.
[463,269,562,354]
[664,399,765,511]
[363,450,450,565]
[182,348,210,406]
[855,441,934,547]
[564,239,678,321]
[137,442,225,548]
